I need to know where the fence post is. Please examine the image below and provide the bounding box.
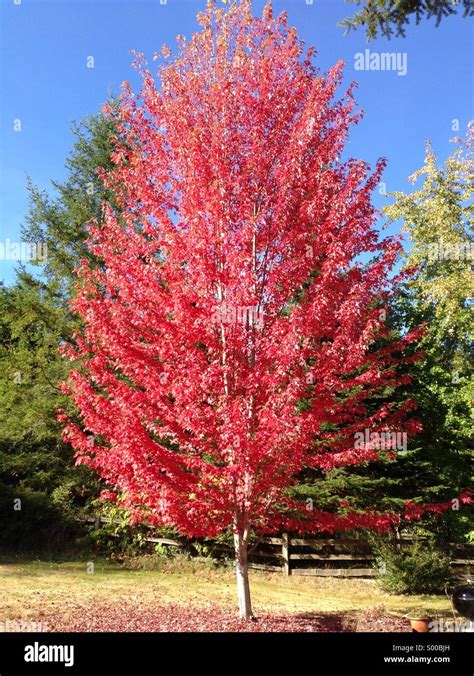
[282,532,291,576]
[94,515,101,530]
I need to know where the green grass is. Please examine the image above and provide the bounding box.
[0,556,453,624]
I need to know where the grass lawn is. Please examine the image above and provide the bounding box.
[0,556,454,631]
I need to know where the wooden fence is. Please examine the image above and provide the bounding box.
[86,517,473,579]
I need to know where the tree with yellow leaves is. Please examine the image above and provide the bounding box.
[383,123,473,541]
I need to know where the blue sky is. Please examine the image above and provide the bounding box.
[0,0,473,285]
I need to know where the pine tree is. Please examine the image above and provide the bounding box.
[296,126,473,543]
[340,0,474,41]
[0,110,118,550]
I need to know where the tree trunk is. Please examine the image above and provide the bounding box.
[234,531,253,619]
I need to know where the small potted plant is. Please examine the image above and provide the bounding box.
[407,608,432,632]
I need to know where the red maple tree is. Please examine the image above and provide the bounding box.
[59,1,445,618]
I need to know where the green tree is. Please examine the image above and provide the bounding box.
[383,123,473,540]
[292,126,473,542]
[24,110,119,292]
[341,0,473,41]
[0,110,118,551]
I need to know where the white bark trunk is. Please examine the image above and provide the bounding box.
[234,532,253,619]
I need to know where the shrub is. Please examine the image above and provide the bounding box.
[0,482,81,554]
[373,538,451,595]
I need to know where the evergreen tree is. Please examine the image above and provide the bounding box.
[0,110,118,551]
[340,0,474,41]
[294,126,473,542]
[384,125,473,541]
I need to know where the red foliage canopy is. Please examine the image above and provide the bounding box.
[59,2,467,541]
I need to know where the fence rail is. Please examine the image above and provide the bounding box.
[85,517,473,579]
